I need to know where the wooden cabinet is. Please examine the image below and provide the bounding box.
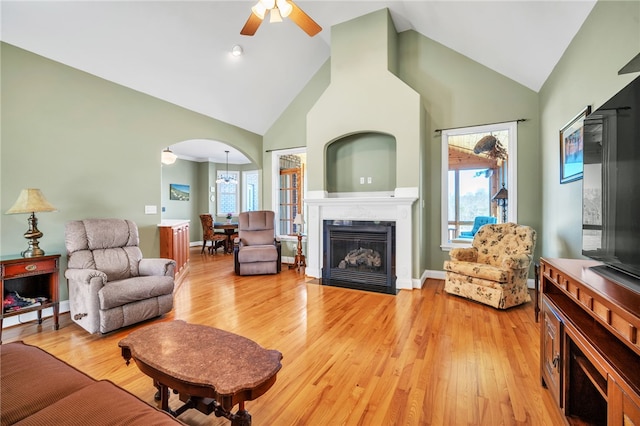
[541,298,563,406]
[159,221,190,281]
[610,377,640,426]
[540,258,640,426]
[1,254,60,342]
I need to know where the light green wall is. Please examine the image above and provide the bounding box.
[539,0,639,259]
[1,42,262,300]
[265,16,540,276]
[160,159,258,243]
[326,133,397,192]
[307,10,422,192]
[159,159,201,241]
[262,60,331,210]
[397,30,541,272]
[5,1,634,301]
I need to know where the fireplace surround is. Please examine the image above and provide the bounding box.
[323,220,396,294]
[303,10,423,290]
[306,189,418,290]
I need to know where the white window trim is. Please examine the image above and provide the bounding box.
[216,170,240,216]
[440,121,518,250]
[242,169,261,212]
[271,147,306,239]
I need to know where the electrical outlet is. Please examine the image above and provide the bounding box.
[360,177,365,184]
[367,177,372,184]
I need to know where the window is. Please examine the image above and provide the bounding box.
[441,122,518,248]
[271,148,306,237]
[243,170,259,212]
[448,168,492,228]
[216,170,239,216]
[279,165,304,234]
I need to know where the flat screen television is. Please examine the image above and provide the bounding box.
[582,75,640,285]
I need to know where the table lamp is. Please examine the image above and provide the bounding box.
[6,188,57,257]
[293,213,304,235]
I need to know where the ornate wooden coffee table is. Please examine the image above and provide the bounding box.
[119,320,282,426]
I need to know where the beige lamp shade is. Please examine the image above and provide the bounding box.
[6,189,57,214]
[293,214,304,225]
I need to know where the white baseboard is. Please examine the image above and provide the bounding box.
[2,300,70,329]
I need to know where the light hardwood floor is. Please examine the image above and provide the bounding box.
[3,248,564,425]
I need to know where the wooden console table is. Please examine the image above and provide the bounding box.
[158,220,190,280]
[539,258,640,425]
[1,254,60,343]
[119,320,282,426]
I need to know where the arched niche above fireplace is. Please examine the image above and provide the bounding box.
[325,132,396,194]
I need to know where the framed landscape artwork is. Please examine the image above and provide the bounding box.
[169,184,190,201]
[560,105,591,184]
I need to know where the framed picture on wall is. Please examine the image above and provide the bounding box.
[169,183,190,201]
[560,105,591,184]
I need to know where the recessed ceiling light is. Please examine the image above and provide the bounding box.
[231,45,243,57]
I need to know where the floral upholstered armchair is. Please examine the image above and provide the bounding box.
[443,222,536,309]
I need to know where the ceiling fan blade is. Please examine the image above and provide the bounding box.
[241,12,263,36]
[288,1,322,37]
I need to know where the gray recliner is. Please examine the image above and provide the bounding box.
[64,219,175,334]
[234,210,281,275]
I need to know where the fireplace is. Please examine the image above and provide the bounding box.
[304,10,422,290]
[322,220,396,294]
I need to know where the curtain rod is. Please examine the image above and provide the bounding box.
[265,146,306,153]
[434,118,527,133]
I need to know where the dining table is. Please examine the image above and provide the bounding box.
[214,222,238,253]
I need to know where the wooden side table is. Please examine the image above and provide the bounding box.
[289,234,306,271]
[1,254,60,342]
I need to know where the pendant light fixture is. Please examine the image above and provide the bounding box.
[161,147,177,165]
[216,150,238,185]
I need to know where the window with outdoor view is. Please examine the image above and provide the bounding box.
[441,122,518,248]
[272,149,306,237]
[216,171,239,216]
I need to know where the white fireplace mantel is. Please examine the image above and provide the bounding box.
[305,188,418,290]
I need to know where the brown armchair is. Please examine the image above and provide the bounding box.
[443,222,536,309]
[234,210,281,275]
[199,214,227,254]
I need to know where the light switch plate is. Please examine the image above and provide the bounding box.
[145,205,157,214]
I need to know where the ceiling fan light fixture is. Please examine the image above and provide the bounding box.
[277,0,292,18]
[270,8,282,23]
[251,2,267,19]
[259,0,276,9]
[241,0,321,37]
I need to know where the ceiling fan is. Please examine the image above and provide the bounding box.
[241,0,322,37]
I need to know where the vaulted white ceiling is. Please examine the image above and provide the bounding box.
[1,0,596,162]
